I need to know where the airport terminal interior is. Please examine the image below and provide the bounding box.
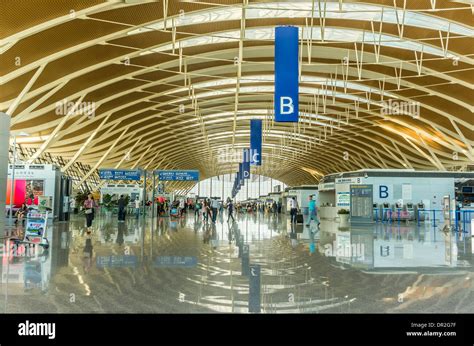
[0,0,473,314]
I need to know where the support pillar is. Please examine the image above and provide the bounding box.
[0,113,11,235]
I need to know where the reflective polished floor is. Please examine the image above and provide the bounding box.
[1,210,473,313]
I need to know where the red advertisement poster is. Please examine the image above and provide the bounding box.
[6,179,44,207]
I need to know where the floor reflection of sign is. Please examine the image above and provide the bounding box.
[154,256,197,267]
[238,235,244,258]
[24,261,42,289]
[242,245,250,276]
[96,255,137,268]
[403,244,413,259]
[380,245,390,257]
[248,264,261,313]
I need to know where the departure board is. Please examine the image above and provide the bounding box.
[350,185,374,222]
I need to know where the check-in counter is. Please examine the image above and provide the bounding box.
[319,206,339,220]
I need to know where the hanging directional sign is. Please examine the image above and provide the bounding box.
[274,26,299,122]
[250,119,262,165]
[155,170,200,181]
[241,244,250,276]
[238,163,244,185]
[99,169,141,181]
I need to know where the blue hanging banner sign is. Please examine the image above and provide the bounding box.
[274,26,299,122]
[243,149,251,180]
[238,163,244,185]
[250,119,262,166]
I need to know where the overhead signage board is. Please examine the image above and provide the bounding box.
[336,177,363,185]
[99,169,141,181]
[274,26,299,122]
[155,170,199,181]
[318,182,335,191]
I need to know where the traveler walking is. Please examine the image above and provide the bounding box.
[83,194,97,231]
[195,199,202,219]
[227,198,235,223]
[202,199,209,223]
[118,195,126,222]
[306,195,318,227]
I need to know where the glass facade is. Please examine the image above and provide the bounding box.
[189,174,286,201]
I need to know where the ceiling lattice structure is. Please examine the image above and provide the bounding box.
[1,0,473,189]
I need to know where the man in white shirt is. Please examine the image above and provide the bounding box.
[289,197,298,223]
[134,197,140,219]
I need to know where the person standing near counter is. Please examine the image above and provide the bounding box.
[290,197,299,223]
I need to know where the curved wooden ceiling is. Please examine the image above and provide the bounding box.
[1,0,473,187]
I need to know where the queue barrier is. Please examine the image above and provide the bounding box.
[417,209,474,233]
[372,208,474,234]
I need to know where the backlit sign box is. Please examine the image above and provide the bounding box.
[155,170,200,181]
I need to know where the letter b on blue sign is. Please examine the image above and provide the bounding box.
[379,186,389,199]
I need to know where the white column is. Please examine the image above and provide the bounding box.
[0,113,11,234]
